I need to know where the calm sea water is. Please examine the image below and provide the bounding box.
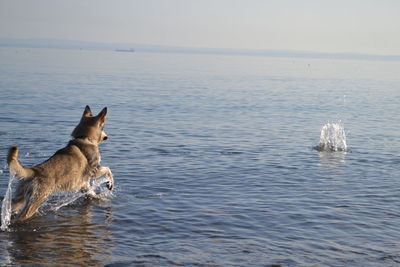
[0,47,400,266]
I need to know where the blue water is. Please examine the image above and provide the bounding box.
[1,47,400,266]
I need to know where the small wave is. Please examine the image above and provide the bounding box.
[134,192,165,199]
[380,254,400,264]
[150,148,169,154]
[220,150,243,155]
[149,146,193,157]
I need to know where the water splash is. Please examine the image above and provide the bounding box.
[40,175,113,213]
[1,173,113,228]
[315,122,347,152]
[1,172,15,231]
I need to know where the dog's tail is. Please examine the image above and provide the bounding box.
[7,146,35,179]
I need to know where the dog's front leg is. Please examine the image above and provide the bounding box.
[93,166,114,190]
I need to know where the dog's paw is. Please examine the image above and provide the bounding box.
[106,168,114,190]
[106,181,114,190]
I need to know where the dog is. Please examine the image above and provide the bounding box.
[7,105,114,221]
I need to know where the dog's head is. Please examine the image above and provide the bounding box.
[71,105,108,143]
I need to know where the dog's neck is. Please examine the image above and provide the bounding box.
[73,136,98,145]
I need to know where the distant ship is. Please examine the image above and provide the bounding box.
[115,48,135,53]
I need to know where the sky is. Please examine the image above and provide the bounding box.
[0,0,399,55]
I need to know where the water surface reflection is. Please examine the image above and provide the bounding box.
[5,200,114,266]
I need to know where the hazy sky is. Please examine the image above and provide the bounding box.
[1,0,399,55]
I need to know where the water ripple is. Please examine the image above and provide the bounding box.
[1,49,400,266]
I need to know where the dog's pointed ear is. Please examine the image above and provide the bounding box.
[83,105,93,117]
[97,107,107,123]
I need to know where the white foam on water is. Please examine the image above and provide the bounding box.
[1,172,15,231]
[316,122,347,152]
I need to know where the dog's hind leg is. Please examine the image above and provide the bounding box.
[11,198,25,214]
[16,192,50,221]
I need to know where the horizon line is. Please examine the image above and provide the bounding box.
[1,37,400,61]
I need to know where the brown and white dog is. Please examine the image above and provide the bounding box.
[7,105,114,221]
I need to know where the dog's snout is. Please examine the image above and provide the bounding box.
[103,135,108,141]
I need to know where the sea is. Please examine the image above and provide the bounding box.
[0,47,400,266]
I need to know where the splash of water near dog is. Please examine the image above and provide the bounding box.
[1,174,113,231]
[1,172,15,231]
[315,122,347,152]
[39,175,114,216]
